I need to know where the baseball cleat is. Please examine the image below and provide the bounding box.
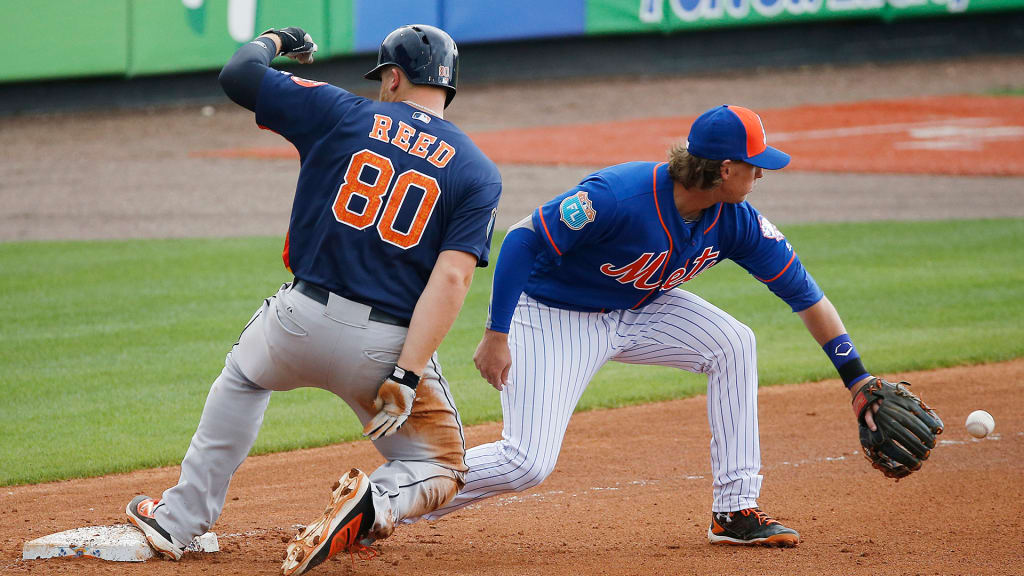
[282,468,376,575]
[708,507,800,547]
[126,495,185,560]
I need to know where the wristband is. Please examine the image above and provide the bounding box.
[390,365,420,390]
[823,334,869,389]
[251,36,278,55]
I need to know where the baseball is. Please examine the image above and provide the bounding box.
[201,105,216,117]
[965,410,995,438]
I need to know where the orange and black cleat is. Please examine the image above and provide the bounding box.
[282,468,377,575]
[708,507,800,547]
[126,495,186,560]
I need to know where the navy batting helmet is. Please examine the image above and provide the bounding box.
[364,25,459,108]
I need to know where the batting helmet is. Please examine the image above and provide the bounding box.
[364,25,459,108]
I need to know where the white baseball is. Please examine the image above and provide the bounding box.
[965,410,995,438]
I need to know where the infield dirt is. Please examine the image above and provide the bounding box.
[0,55,1022,575]
[1,362,1020,575]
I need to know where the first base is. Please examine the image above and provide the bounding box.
[22,524,218,562]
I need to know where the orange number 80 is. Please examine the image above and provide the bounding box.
[332,149,441,249]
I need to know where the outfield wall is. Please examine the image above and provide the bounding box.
[6,0,1023,83]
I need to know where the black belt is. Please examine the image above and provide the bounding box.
[292,279,410,328]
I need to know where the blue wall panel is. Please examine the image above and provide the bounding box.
[441,0,586,44]
[353,0,442,52]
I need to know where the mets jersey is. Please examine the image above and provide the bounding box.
[528,161,822,312]
[256,69,502,320]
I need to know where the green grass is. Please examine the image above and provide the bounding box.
[988,87,1024,96]
[1,220,1022,485]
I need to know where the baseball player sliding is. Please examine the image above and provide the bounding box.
[124,25,501,574]
[422,105,942,546]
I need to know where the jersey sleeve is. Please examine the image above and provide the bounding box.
[531,176,618,259]
[726,203,823,312]
[440,167,502,267]
[254,69,362,157]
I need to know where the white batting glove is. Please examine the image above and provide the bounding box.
[362,367,419,441]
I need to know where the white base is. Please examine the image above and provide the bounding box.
[22,524,218,562]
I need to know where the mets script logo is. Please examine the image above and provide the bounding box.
[600,246,720,291]
[559,191,596,230]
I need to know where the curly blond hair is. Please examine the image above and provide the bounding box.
[667,144,724,190]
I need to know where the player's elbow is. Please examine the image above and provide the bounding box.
[218,64,236,93]
[218,59,263,112]
[219,64,248,109]
[439,265,474,293]
[435,251,477,292]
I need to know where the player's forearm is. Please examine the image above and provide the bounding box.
[219,36,279,111]
[397,251,477,375]
[798,295,871,389]
[796,296,846,346]
[486,226,542,333]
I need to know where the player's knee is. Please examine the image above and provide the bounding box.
[735,321,756,351]
[717,319,755,356]
[512,455,557,491]
[706,320,757,373]
[495,442,556,491]
[514,461,556,491]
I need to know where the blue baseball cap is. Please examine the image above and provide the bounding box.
[686,105,790,170]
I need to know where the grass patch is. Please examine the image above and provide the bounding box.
[1,219,1021,485]
[987,87,1024,96]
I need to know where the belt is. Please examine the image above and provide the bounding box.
[292,279,410,328]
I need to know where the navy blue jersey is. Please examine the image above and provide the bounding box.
[256,69,502,321]
[528,161,822,312]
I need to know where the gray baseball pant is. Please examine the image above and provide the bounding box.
[154,283,466,544]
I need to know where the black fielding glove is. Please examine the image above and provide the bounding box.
[852,377,944,479]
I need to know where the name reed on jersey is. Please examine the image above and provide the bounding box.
[369,114,456,169]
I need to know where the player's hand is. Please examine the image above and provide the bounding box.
[363,377,416,440]
[474,329,512,391]
[261,26,318,64]
[851,376,944,479]
[850,376,878,431]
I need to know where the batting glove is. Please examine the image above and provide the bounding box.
[363,366,419,441]
[261,27,318,63]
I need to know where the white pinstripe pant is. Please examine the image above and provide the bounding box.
[425,288,762,519]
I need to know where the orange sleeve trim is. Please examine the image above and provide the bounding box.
[652,162,672,245]
[537,209,562,256]
[704,204,723,234]
[258,124,287,139]
[632,162,672,310]
[756,251,796,283]
[631,289,656,309]
[282,230,292,273]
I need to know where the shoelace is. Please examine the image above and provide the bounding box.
[348,541,379,566]
[740,508,779,526]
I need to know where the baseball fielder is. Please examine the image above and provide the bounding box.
[124,25,502,574]
[422,105,941,546]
